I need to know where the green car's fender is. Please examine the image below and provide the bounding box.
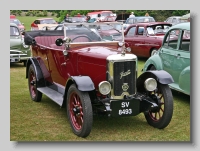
[143,53,163,71]
[179,66,190,95]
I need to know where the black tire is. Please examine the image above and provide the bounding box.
[144,84,173,129]
[67,84,93,138]
[23,60,27,67]
[28,64,42,102]
[150,65,156,70]
[150,49,157,56]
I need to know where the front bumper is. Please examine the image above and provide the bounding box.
[10,50,30,63]
[103,94,159,117]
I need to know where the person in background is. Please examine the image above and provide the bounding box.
[77,13,81,17]
[129,12,135,18]
[86,16,91,22]
[145,13,149,16]
[96,14,101,22]
[64,14,69,21]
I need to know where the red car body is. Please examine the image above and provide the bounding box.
[124,22,172,57]
[31,18,57,30]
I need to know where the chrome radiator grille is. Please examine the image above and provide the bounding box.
[113,61,136,96]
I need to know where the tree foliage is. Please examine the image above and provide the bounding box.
[12,10,190,22]
[57,10,190,22]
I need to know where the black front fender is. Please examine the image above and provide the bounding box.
[137,70,174,92]
[26,58,45,87]
[71,76,95,91]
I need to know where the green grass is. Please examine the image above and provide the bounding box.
[10,16,190,141]
[10,60,190,141]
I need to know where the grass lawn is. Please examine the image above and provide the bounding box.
[10,16,190,141]
[10,60,190,141]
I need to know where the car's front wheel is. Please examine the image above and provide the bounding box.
[144,83,173,129]
[28,64,42,102]
[67,84,93,138]
[150,65,156,70]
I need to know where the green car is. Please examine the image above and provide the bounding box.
[143,22,190,95]
[10,23,31,66]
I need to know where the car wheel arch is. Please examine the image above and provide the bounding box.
[143,55,163,72]
[137,70,174,92]
[62,76,95,107]
[26,58,45,86]
[178,66,190,95]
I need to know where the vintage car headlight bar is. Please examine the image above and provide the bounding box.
[144,78,157,91]
[98,81,111,95]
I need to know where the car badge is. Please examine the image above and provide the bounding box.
[122,83,129,91]
[120,69,131,79]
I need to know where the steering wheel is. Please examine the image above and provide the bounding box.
[71,35,92,42]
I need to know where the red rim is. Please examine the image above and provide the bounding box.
[149,90,164,121]
[29,70,36,98]
[69,92,83,130]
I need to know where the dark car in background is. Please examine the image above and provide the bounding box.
[24,22,174,138]
[124,22,172,58]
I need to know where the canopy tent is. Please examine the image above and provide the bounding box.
[180,13,190,20]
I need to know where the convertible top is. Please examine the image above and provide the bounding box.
[24,28,101,45]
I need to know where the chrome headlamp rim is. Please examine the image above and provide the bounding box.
[144,78,157,91]
[98,81,111,95]
[118,41,124,47]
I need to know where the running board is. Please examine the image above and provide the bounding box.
[37,87,64,106]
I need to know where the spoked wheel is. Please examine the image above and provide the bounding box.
[144,83,173,129]
[67,84,93,138]
[28,64,42,102]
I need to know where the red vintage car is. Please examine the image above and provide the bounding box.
[24,22,174,138]
[124,22,172,57]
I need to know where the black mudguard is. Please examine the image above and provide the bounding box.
[137,70,174,92]
[26,58,45,87]
[71,76,95,91]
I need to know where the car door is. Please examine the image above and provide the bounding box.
[125,26,145,56]
[171,29,190,85]
[159,29,190,84]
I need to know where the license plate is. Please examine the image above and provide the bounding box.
[110,100,135,117]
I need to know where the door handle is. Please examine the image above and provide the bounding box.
[175,53,181,58]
